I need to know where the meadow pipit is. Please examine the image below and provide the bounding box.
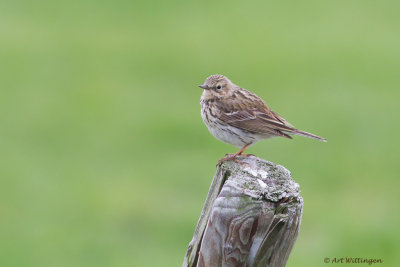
[199,74,326,165]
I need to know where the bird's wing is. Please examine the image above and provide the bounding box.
[214,89,295,139]
[218,108,295,139]
[218,107,327,142]
[215,88,326,142]
[269,110,294,127]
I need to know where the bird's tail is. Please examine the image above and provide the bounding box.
[288,129,327,142]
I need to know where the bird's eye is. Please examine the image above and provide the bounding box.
[217,85,221,89]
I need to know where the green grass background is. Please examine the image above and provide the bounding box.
[1,0,399,266]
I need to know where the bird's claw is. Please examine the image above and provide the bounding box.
[217,155,246,166]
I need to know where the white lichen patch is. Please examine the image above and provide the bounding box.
[242,165,269,180]
[243,166,259,177]
[258,169,268,179]
[257,179,267,189]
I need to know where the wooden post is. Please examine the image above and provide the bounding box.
[183,155,303,267]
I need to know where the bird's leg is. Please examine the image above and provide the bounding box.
[218,144,252,165]
[236,143,253,157]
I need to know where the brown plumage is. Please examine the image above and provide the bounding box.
[199,74,326,165]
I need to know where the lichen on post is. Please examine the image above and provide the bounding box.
[183,155,303,267]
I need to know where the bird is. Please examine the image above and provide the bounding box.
[199,74,326,165]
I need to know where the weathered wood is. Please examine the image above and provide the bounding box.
[183,155,303,267]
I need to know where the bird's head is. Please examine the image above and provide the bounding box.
[199,74,234,96]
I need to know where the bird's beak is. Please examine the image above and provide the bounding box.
[198,84,209,90]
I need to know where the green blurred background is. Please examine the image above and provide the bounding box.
[1,0,399,266]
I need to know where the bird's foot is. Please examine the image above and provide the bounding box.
[218,144,253,166]
[217,154,243,166]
